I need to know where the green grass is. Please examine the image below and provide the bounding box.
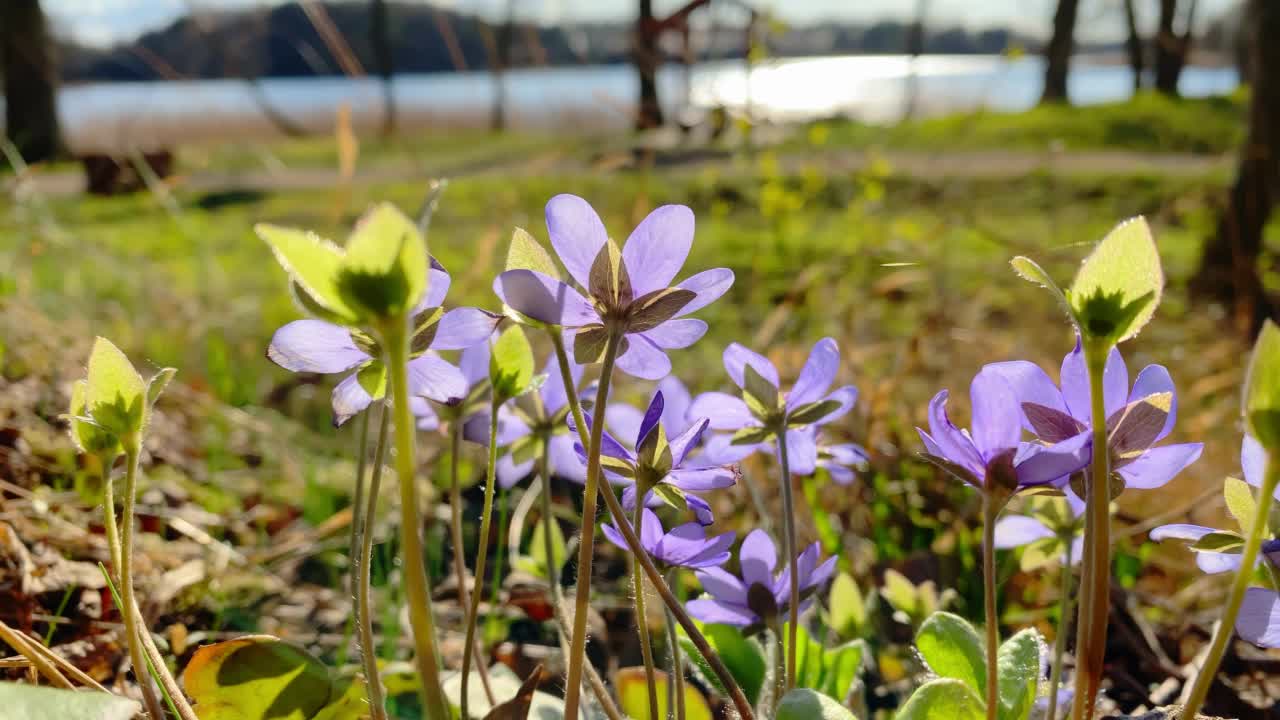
[802,91,1248,155]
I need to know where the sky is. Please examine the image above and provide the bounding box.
[47,0,1239,48]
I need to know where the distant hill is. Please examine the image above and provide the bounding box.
[56,1,1048,84]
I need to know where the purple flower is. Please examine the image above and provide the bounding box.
[607,376,696,443]
[572,390,736,525]
[492,195,733,380]
[463,349,588,488]
[993,490,1085,566]
[807,426,869,485]
[686,528,836,629]
[987,340,1202,491]
[689,338,858,476]
[917,367,1091,495]
[268,259,500,426]
[602,508,735,569]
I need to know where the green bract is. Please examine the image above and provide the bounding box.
[79,337,174,445]
[1066,216,1162,345]
[1244,320,1280,450]
[489,325,536,403]
[256,203,428,326]
[775,688,859,720]
[69,379,119,457]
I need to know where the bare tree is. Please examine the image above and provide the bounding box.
[635,0,664,130]
[1042,0,1081,102]
[1123,0,1145,91]
[1154,0,1198,96]
[1,0,60,162]
[370,0,396,135]
[1191,0,1278,333]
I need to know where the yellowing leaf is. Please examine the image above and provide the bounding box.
[182,635,334,720]
[615,667,713,720]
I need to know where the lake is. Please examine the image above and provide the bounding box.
[46,54,1239,153]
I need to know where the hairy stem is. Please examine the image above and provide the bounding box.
[1182,454,1280,718]
[382,319,450,720]
[665,569,687,720]
[1071,342,1114,720]
[350,410,371,600]
[563,330,624,720]
[1046,538,1076,720]
[772,623,786,714]
[449,416,496,708]
[776,431,800,691]
[550,333,756,720]
[537,434,560,589]
[119,444,166,720]
[357,405,390,720]
[982,493,1000,720]
[632,500,661,720]
[461,404,502,719]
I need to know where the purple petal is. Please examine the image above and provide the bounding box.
[787,337,840,410]
[615,334,671,380]
[1117,442,1202,489]
[1243,435,1269,493]
[643,318,708,350]
[268,320,369,374]
[621,204,694,297]
[1013,430,1091,487]
[413,265,453,314]
[826,442,870,466]
[332,373,374,426]
[1197,551,1244,574]
[724,343,780,389]
[1103,347,1129,417]
[545,194,608,289]
[408,353,468,404]
[825,463,856,485]
[669,465,736,492]
[700,433,766,464]
[688,392,756,431]
[493,269,599,326]
[984,360,1067,430]
[675,268,734,317]
[413,398,439,431]
[548,433,587,482]
[684,492,716,525]
[639,507,664,549]
[695,567,749,605]
[1130,364,1178,441]
[540,353,581,416]
[459,339,492,388]
[970,368,1021,457]
[638,392,666,447]
[602,523,629,553]
[739,528,777,589]
[497,453,535,489]
[784,427,818,476]
[658,376,694,434]
[606,403,645,445]
[669,418,710,467]
[1059,341,1091,423]
[993,516,1054,549]
[686,598,756,627]
[431,308,502,350]
[1237,588,1280,647]
[659,524,735,568]
[1149,523,1219,542]
[808,386,858,427]
[926,390,984,475]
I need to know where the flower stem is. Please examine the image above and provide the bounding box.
[563,329,624,720]
[632,500,661,720]
[461,403,502,720]
[664,569,687,720]
[119,443,166,720]
[1071,342,1114,720]
[537,434,560,589]
[776,431,800,691]
[357,405,390,720]
[350,409,371,600]
[1046,538,1076,720]
[449,414,497,708]
[381,318,450,720]
[1182,452,1280,719]
[550,332,756,720]
[981,492,1000,720]
[771,622,786,713]
[487,488,510,644]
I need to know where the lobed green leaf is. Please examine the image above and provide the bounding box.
[776,688,859,720]
[915,611,986,697]
[995,628,1042,720]
[896,678,985,720]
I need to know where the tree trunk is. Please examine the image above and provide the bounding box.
[490,0,515,133]
[0,0,60,163]
[1041,0,1080,103]
[1191,0,1279,334]
[635,0,664,130]
[370,0,395,135]
[1123,0,1145,91]
[1154,0,1196,96]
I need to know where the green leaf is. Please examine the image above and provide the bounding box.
[310,678,372,720]
[182,635,335,720]
[505,227,560,278]
[1245,320,1280,450]
[255,224,355,323]
[788,399,842,426]
[742,364,779,418]
[821,640,868,702]
[996,628,1042,720]
[527,516,566,583]
[1190,531,1246,553]
[775,688,859,720]
[490,326,535,402]
[0,683,140,720]
[678,621,767,706]
[68,379,120,457]
[1010,256,1072,323]
[881,569,919,620]
[146,367,177,409]
[356,363,387,400]
[615,667,714,720]
[86,337,147,439]
[1018,536,1065,572]
[1224,477,1257,536]
[829,572,867,639]
[896,678,985,720]
[337,203,428,320]
[915,612,986,696]
[1066,216,1162,344]
[794,622,826,693]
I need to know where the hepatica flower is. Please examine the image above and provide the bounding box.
[690,338,857,475]
[572,390,736,525]
[918,368,1091,497]
[805,426,869,485]
[493,194,733,379]
[607,376,696,443]
[464,351,588,488]
[687,528,836,630]
[988,340,1202,492]
[1152,436,1280,647]
[268,259,500,425]
[602,508,735,569]
[993,491,1085,567]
